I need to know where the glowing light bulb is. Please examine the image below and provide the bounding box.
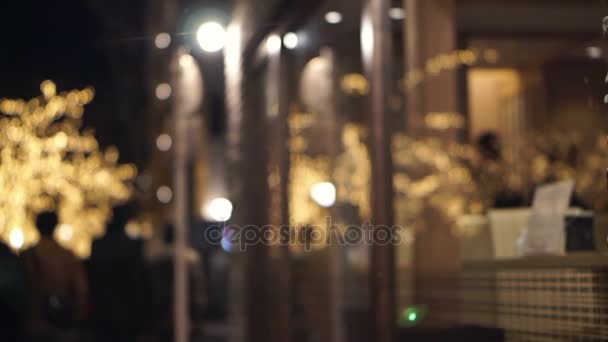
[155,33,171,49]
[156,186,173,204]
[389,7,406,20]
[9,228,24,249]
[57,224,73,242]
[179,54,196,69]
[266,34,282,54]
[325,11,343,24]
[197,22,226,52]
[155,83,172,100]
[283,32,298,50]
[156,134,172,151]
[310,182,336,208]
[204,197,233,222]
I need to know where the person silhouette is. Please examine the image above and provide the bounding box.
[0,239,28,341]
[21,211,88,341]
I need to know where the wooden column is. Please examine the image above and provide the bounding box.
[362,0,395,341]
[270,43,292,342]
[405,0,461,325]
[405,0,458,136]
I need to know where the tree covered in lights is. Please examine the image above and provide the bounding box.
[0,81,136,258]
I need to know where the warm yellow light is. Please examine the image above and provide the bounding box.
[197,22,226,53]
[40,80,56,99]
[0,80,136,257]
[125,221,140,239]
[341,73,369,95]
[9,228,24,249]
[56,224,73,242]
[203,198,233,222]
[179,54,196,69]
[310,182,336,208]
[266,34,282,54]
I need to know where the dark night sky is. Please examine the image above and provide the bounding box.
[0,0,145,163]
[0,0,232,162]
[0,1,109,97]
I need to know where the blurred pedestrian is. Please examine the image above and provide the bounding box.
[88,204,150,342]
[21,211,88,342]
[0,239,28,341]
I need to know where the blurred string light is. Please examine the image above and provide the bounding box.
[288,114,331,252]
[424,112,465,130]
[204,197,233,222]
[403,49,491,92]
[283,32,299,50]
[266,34,282,54]
[324,11,343,24]
[154,32,171,49]
[156,133,172,151]
[156,186,173,204]
[0,80,136,257]
[155,83,172,100]
[389,7,406,20]
[392,133,482,233]
[197,22,226,52]
[341,73,369,96]
[334,124,371,220]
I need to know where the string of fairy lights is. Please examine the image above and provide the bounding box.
[0,81,136,257]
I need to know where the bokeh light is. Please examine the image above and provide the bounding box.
[266,34,282,54]
[325,11,343,24]
[197,22,226,52]
[156,133,172,151]
[156,186,173,204]
[586,46,602,59]
[283,32,299,50]
[8,228,24,249]
[204,197,233,222]
[310,182,336,208]
[389,7,406,20]
[154,32,171,49]
[155,83,172,100]
[56,224,73,242]
[0,80,136,257]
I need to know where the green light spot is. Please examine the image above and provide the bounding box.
[408,312,417,321]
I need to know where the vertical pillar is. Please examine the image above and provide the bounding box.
[405,0,461,325]
[362,0,395,341]
[325,49,344,342]
[172,50,204,342]
[269,42,292,342]
[405,0,458,136]
[174,111,189,342]
[241,63,272,342]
